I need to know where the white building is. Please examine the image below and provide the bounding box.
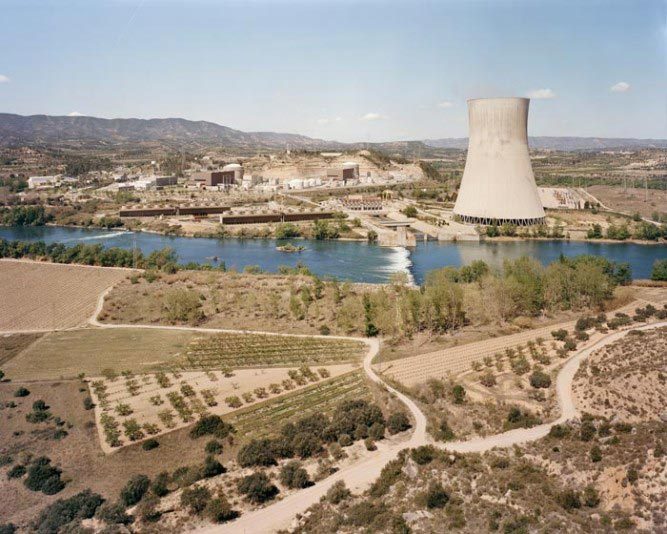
[28,175,60,189]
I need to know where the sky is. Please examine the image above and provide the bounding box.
[0,0,665,142]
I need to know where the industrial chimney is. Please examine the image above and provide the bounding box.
[453,97,545,226]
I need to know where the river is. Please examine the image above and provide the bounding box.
[0,226,664,284]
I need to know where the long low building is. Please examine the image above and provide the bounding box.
[220,211,336,225]
[119,205,230,217]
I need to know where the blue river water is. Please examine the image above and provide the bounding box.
[0,226,664,284]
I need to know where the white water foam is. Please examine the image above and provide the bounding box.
[75,231,131,242]
[381,246,415,285]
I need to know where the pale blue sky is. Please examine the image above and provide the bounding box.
[1,0,665,141]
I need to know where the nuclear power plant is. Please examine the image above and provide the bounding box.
[453,97,545,226]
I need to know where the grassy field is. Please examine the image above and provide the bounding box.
[4,327,366,380]
[0,260,129,332]
[225,371,372,438]
[0,333,42,365]
[3,328,195,380]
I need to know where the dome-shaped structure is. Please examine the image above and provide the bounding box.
[453,98,545,226]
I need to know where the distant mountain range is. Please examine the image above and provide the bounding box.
[1,113,665,153]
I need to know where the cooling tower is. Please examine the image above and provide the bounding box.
[453,97,545,226]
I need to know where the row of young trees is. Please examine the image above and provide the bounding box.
[587,221,667,241]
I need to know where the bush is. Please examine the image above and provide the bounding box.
[326,480,351,504]
[387,412,411,434]
[452,384,466,404]
[529,370,552,389]
[338,434,353,447]
[142,438,159,451]
[580,421,596,442]
[150,472,170,497]
[201,455,225,478]
[590,446,602,463]
[14,387,29,397]
[34,490,104,533]
[120,474,150,506]
[548,424,569,439]
[0,525,15,534]
[24,458,65,495]
[237,471,279,503]
[651,259,667,281]
[364,437,377,451]
[558,489,581,510]
[83,397,94,410]
[505,407,542,430]
[205,496,239,523]
[237,439,277,467]
[583,486,600,507]
[279,461,312,489]
[205,439,223,455]
[411,446,436,465]
[563,338,577,351]
[292,432,322,458]
[180,485,211,514]
[7,464,26,479]
[551,329,568,341]
[189,415,234,440]
[425,481,449,509]
[368,422,385,440]
[96,502,133,525]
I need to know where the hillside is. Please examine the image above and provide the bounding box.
[0,113,339,151]
[1,113,665,153]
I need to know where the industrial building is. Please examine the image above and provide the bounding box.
[326,161,359,182]
[453,97,545,226]
[192,164,244,188]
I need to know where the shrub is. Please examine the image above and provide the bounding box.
[205,496,239,523]
[120,474,150,506]
[558,489,581,510]
[480,371,497,387]
[411,446,436,465]
[142,439,159,451]
[387,412,411,434]
[0,525,15,534]
[364,437,377,451]
[435,418,456,441]
[205,439,223,455]
[551,329,568,341]
[181,485,211,514]
[7,464,26,479]
[237,439,277,467]
[33,490,104,533]
[237,471,279,504]
[368,422,385,440]
[425,481,449,509]
[590,446,602,463]
[150,472,170,497]
[14,387,29,397]
[529,370,551,389]
[548,424,569,439]
[83,397,94,410]
[563,338,577,351]
[580,421,596,441]
[279,461,312,489]
[96,502,133,525]
[505,407,542,430]
[189,415,234,440]
[201,455,225,478]
[326,480,351,504]
[583,486,600,507]
[452,384,466,404]
[24,458,65,495]
[292,432,322,458]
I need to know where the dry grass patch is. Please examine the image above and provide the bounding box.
[0,260,129,332]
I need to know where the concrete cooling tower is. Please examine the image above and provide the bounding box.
[453,97,545,226]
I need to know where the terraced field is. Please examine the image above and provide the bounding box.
[185,333,366,368]
[226,371,371,438]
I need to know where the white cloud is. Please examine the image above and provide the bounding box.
[526,88,556,99]
[0,75,10,83]
[437,100,453,109]
[67,111,84,117]
[360,112,386,121]
[610,81,630,93]
[316,116,342,125]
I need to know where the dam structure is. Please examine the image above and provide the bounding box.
[453,97,545,226]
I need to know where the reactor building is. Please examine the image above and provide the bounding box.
[453,97,545,226]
